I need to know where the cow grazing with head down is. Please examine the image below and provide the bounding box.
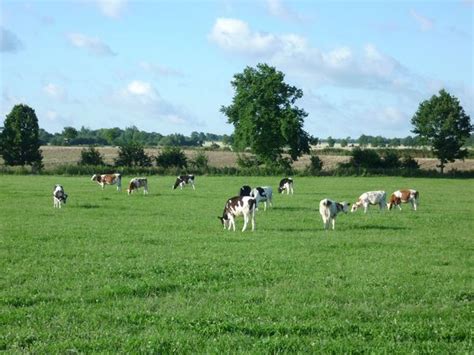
[387,189,419,211]
[127,178,148,195]
[173,175,195,190]
[250,186,273,211]
[239,185,252,197]
[91,173,122,191]
[278,178,294,195]
[218,196,256,232]
[319,198,350,230]
[53,184,68,208]
[351,191,386,213]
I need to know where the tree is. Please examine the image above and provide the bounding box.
[155,146,187,168]
[220,63,310,165]
[0,104,43,169]
[114,142,152,167]
[411,89,472,173]
[79,146,105,166]
[326,136,336,148]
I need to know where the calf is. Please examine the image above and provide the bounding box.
[218,196,256,232]
[278,178,294,195]
[91,173,122,191]
[319,198,350,230]
[127,177,149,195]
[53,184,68,208]
[250,186,273,211]
[351,191,386,213]
[387,189,419,211]
[239,185,252,197]
[173,175,195,190]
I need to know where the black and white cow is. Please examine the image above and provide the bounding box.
[250,186,273,211]
[278,178,294,195]
[239,185,252,197]
[53,184,68,208]
[127,177,149,195]
[173,175,195,190]
[218,196,256,232]
[319,198,350,230]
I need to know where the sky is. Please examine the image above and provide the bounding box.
[1,0,473,138]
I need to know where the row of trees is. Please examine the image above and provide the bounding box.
[323,135,425,148]
[0,64,472,173]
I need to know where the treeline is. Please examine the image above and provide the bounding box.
[38,126,232,147]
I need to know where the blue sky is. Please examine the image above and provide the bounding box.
[1,0,472,138]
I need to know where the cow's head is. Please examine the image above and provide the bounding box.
[217,214,230,229]
[351,203,359,213]
[172,179,180,190]
[339,202,350,213]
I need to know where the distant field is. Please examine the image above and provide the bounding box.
[1,175,473,352]
[39,145,474,172]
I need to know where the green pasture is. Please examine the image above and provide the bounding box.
[1,175,473,353]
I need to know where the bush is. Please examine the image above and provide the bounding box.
[236,154,261,169]
[115,142,152,167]
[79,146,105,166]
[401,155,420,170]
[189,150,209,171]
[380,150,401,169]
[155,146,187,168]
[348,147,383,169]
[305,155,324,175]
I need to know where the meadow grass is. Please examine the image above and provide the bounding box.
[1,175,473,353]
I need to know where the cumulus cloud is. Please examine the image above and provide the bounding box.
[409,9,434,32]
[0,27,23,52]
[43,83,67,101]
[67,33,116,56]
[96,0,127,18]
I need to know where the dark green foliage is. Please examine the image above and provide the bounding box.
[221,63,310,165]
[115,142,152,167]
[326,136,336,147]
[155,146,187,168]
[305,154,324,175]
[348,148,383,169]
[79,146,105,166]
[0,104,43,169]
[189,150,209,171]
[401,155,420,170]
[380,150,401,169]
[412,89,472,173]
[236,154,261,169]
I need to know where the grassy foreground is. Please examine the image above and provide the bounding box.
[1,175,473,353]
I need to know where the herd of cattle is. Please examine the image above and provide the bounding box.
[52,174,419,232]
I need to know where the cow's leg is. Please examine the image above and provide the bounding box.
[413,200,417,211]
[397,203,402,211]
[364,203,368,213]
[331,218,335,230]
[192,182,195,190]
[242,214,248,232]
[251,211,255,231]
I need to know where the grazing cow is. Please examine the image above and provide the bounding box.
[250,186,273,211]
[387,189,419,211]
[173,175,195,190]
[218,196,256,232]
[53,184,68,208]
[239,185,252,197]
[91,173,122,191]
[319,198,350,230]
[127,177,149,195]
[278,178,294,195]
[351,191,387,213]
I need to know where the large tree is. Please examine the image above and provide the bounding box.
[411,89,472,173]
[0,104,43,168]
[220,63,310,165]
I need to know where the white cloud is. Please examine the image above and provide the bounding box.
[96,0,127,18]
[67,33,116,56]
[266,0,307,22]
[43,83,67,101]
[409,9,434,32]
[0,27,23,52]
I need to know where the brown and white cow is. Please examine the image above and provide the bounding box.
[91,173,122,191]
[127,177,148,195]
[278,177,294,195]
[53,184,68,208]
[319,198,350,230]
[387,189,419,211]
[173,175,195,190]
[351,190,386,213]
[218,196,256,232]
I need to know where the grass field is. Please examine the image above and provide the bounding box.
[1,175,473,352]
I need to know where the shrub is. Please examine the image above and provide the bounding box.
[380,150,401,169]
[236,154,261,169]
[115,142,152,167]
[155,146,187,168]
[189,150,209,171]
[401,155,420,170]
[348,147,383,169]
[305,155,324,175]
[79,146,105,166]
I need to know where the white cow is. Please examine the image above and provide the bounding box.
[250,186,273,211]
[53,184,68,208]
[127,177,149,195]
[319,198,350,230]
[218,196,256,232]
[351,191,386,213]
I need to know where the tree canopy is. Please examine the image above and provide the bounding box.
[411,89,472,173]
[220,63,310,165]
[0,104,43,169]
